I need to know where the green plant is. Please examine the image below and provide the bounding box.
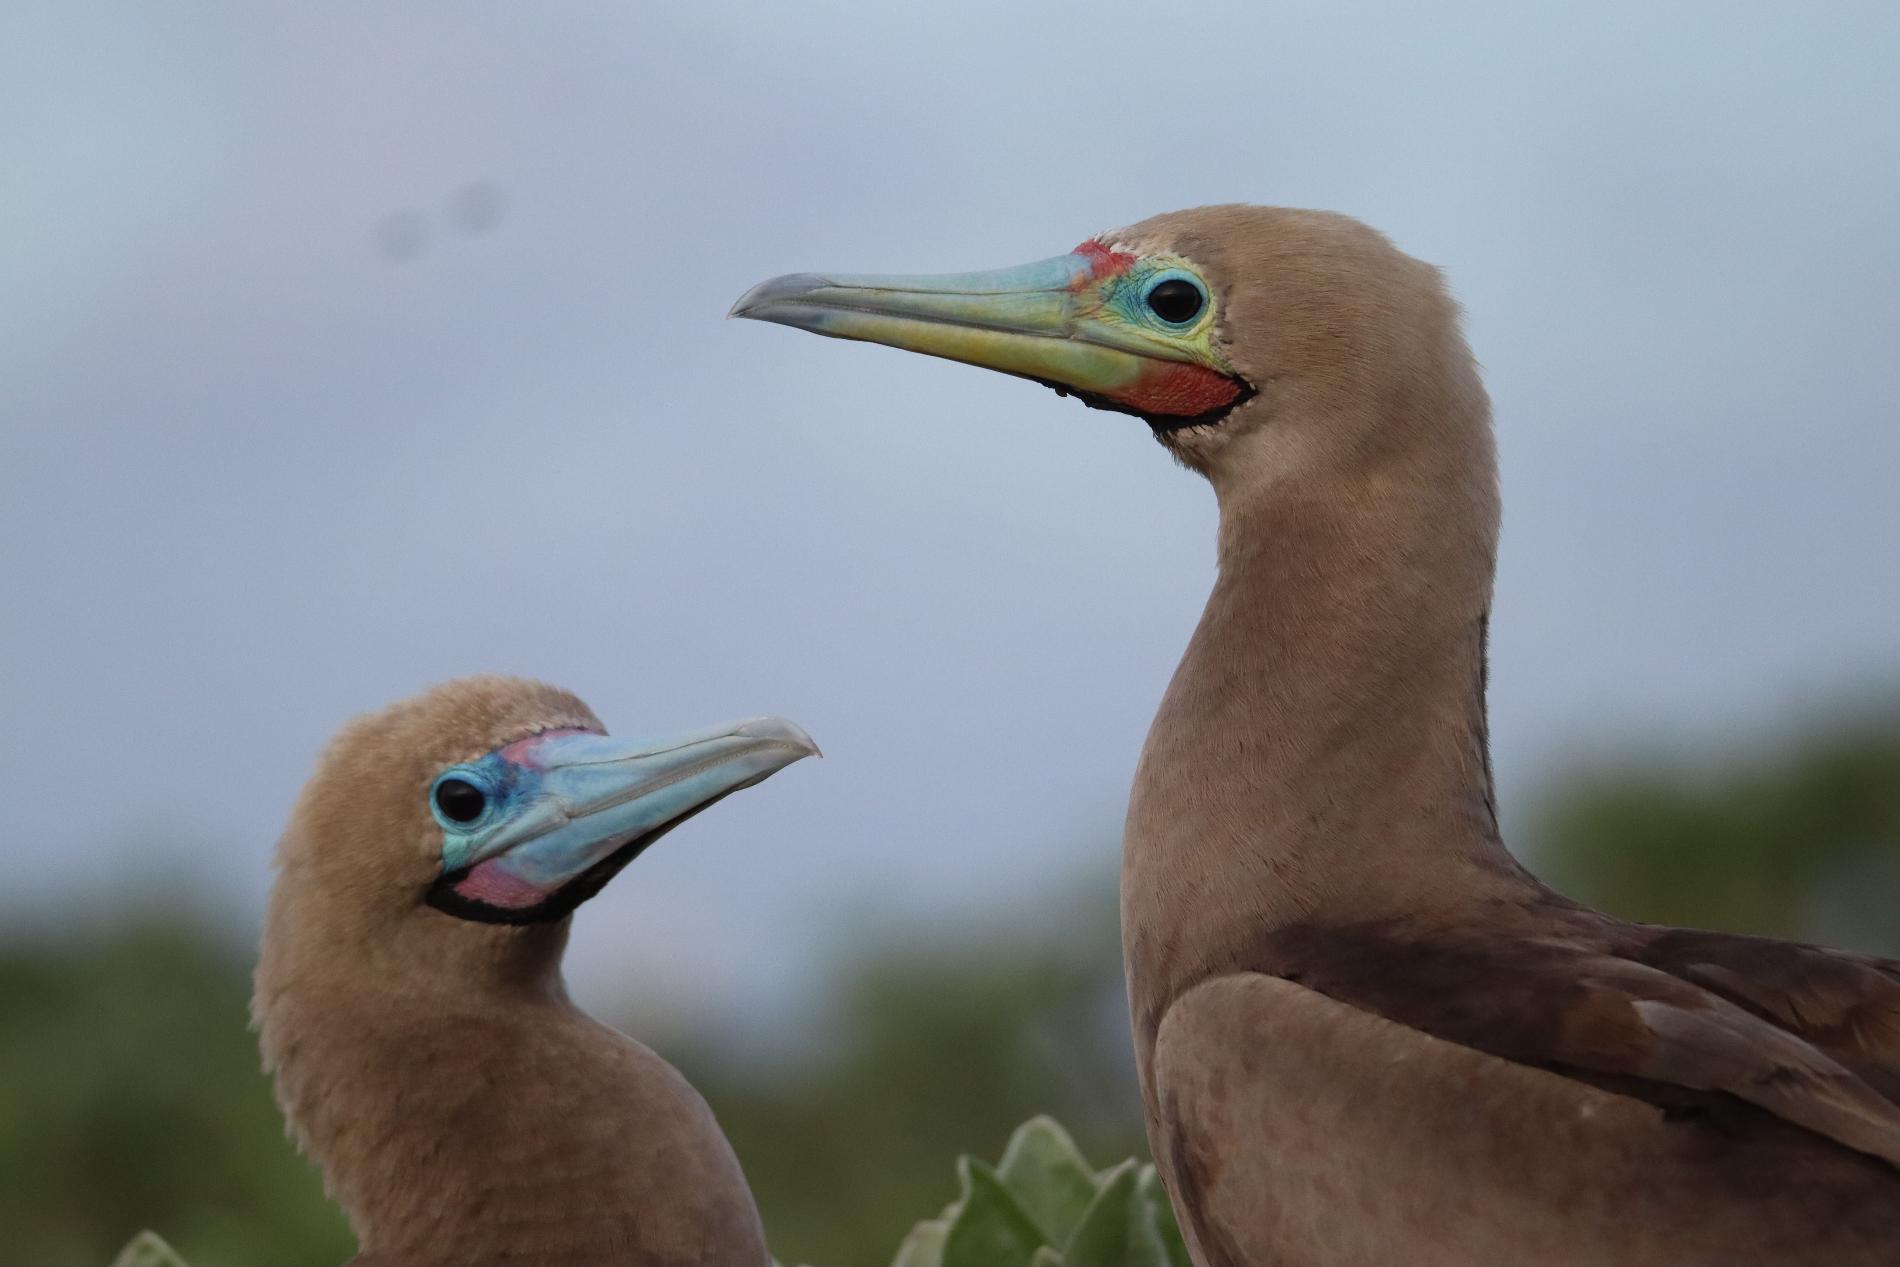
[890,1116,1188,1267]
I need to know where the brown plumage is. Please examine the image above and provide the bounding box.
[736,205,1900,1262]
[253,676,814,1267]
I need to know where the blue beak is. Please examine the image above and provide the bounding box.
[427,717,819,923]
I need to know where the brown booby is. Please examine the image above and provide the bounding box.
[252,675,817,1267]
[734,207,1900,1263]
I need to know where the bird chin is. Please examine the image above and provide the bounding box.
[426,834,654,926]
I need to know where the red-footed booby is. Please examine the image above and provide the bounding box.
[734,207,1900,1264]
[252,676,817,1267]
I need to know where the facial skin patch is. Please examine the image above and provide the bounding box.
[1074,239,1139,284]
[1119,359,1247,418]
[454,857,549,910]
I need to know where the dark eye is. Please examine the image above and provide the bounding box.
[1145,278,1205,325]
[433,778,486,823]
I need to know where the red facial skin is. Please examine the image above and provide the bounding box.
[455,860,546,909]
[1121,360,1246,418]
[496,726,595,769]
[1073,239,1138,284]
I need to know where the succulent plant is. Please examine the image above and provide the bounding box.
[110,1231,188,1267]
[890,1116,1189,1267]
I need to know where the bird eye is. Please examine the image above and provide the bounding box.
[1144,277,1205,325]
[432,777,487,825]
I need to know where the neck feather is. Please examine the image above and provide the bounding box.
[253,923,766,1265]
[1123,399,1527,1064]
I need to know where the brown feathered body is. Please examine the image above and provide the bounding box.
[253,678,768,1267]
[1108,207,1900,1263]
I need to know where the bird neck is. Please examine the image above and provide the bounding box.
[254,938,759,1266]
[1123,402,1526,1065]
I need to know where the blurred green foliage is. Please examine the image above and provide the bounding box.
[4,708,1897,1265]
[0,916,354,1265]
[1533,710,1900,956]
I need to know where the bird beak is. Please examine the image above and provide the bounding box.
[430,718,819,921]
[730,247,1248,422]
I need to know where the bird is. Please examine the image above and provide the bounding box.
[251,675,818,1267]
[733,206,1900,1264]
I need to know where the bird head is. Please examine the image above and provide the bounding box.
[733,205,1479,489]
[265,676,818,981]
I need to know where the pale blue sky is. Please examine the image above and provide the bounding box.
[4,2,1896,1037]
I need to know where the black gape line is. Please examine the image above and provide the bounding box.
[421,793,737,926]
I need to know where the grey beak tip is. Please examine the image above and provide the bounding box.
[729,272,829,321]
[736,715,823,761]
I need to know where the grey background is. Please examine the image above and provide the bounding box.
[4,2,1895,1038]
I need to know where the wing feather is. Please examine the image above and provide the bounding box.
[1238,912,1900,1165]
